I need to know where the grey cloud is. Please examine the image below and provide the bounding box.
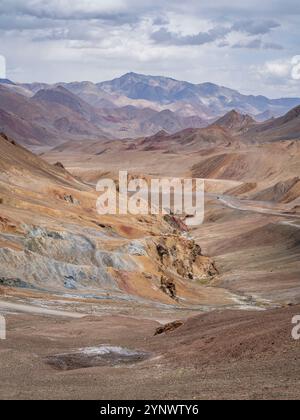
[218,41,230,48]
[32,23,107,43]
[0,14,58,31]
[233,39,263,49]
[233,39,284,50]
[0,0,298,28]
[164,0,300,20]
[152,16,169,26]
[0,0,144,24]
[0,1,285,43]
[232,19,280,35]
[151,18,282,48]
[263,42,284,50]
[151,26,231,46]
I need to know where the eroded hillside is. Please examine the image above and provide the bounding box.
[0,133,236,315]
[43,111,300,308]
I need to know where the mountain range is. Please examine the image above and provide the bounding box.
[96,73,300,119]
[1,72,300,145]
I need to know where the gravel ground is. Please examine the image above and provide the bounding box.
[0,305,300,400]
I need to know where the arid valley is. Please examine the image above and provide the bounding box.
[0,70,300,400]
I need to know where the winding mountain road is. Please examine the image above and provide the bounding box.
[217,195,300,220]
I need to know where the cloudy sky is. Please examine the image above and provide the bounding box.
[0,0,299,97]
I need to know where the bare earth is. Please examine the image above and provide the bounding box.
[1,111,300,400]
[1,305,300,400]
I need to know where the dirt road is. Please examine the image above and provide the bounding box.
[0,300,86,318]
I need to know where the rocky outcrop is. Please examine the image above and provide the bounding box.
[160,276,177,301]
[54,162,65,170]
[152,236,218,282]
[154,320,184,336]
[0,225,138,292]
[0,135,219,305]
[163,214,189,233]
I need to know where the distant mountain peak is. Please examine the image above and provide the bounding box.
[0,78,15,85]
[243,104,300,142]
[212,109,256,132]
[123,71,141,77]
[33,85,87,109]
[35,85,71,95]
[153,129,169,137]
[121,72,176,81]
[283,105,300,123]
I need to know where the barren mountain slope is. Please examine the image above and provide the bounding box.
[44,124,300,197]
[0,85,110,145]
[193,198,300,304]
[1,105,300,400]
[4,74,300,142]
[244,105,300,142]
[43,119,300,309]
[97,72,300,118]
[211,110,256,133]
[0,84,207,141]
[17,73,300,119]
[0,133,233,310]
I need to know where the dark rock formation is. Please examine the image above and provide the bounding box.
[160,275,177,300]
[154,320,184,336]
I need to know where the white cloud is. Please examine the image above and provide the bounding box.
[291,55,300,80]
[0,0,127,19]
[261,60,291,77]
[0,55,6,78]
[258,56,300,80]
[251,56,300,96]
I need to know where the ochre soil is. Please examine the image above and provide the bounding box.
[1,131,300,400]
[0,305,299,400]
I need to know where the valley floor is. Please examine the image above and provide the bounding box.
[1,195,300,400]
[1,132,300,400]
[1,304,300,400]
